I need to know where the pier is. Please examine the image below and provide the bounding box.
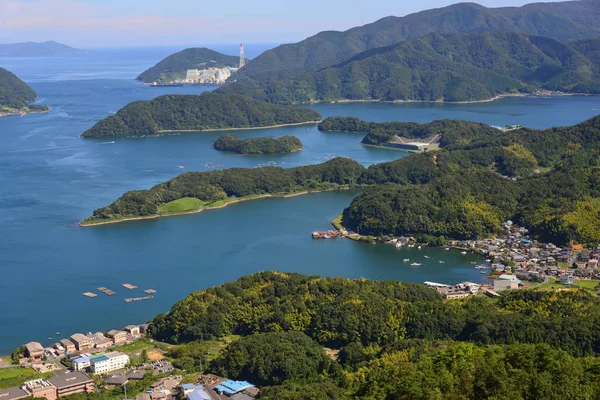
[98,287,116,295]
[312,230,341,239]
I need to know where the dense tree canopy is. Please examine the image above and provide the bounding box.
[221,32,600,103]
[0,67,39,109]
[80,92,321,137]
[214,133,302,154]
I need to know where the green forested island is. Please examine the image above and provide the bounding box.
[0,67,48,115]
[221,31,600,103]
[136,48,244,83]
[232,0,600,85]
[83,114,600,246]
[146,271,600,399]
[214,133,303,154]
[80,157,364,225]
[80,92,321,138]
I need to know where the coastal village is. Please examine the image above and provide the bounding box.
[317,218,600,299]
[0,325,260,400]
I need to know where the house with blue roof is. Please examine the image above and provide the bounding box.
[214,380,255,396]
[73,355,91,371]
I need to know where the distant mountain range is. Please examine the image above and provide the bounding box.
[137,48,247,83]
[218,31,600,103]
[233,0,600,85]
[0,41,82,57]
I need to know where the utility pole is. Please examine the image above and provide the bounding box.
[239,44,245,69]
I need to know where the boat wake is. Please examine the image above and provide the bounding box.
[100,141,115,144]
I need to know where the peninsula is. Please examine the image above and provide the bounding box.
[0,41,81,57]
[214,133,303,155]
[137,47,247,85]
[83,115,600,247]
[80,92,321,138]
[0,67,48,118]
[80,157,364,225]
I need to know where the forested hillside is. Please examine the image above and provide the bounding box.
[80,92,321,137]
[149,272,600,399]
[86,114,600,245]
[0,67,38,109]
[82,157,364,224]
[137,48,244,83]
[232,0,600,85]
[220,32,600,103]
[214,133,303,154]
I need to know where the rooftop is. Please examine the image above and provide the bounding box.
[0,387,29,400]
[70,333,89,342]
[215,380,254,395]
[187,389,211,400]
[47,371,93,389]
[26,342,44,353]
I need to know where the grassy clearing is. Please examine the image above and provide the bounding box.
[111,338,158,354]
[204,335,241,361]
[575,280,599,290]
[0,367,52,389]
[534,278,599,293]
[331,214,344,230]
[159,197,207,214]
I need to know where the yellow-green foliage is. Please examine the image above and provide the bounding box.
[505,143,538,166]
[563,198,600,244]
[159,197,206,214]
[0,368,51,389]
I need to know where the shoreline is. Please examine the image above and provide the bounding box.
[157,121,321,133]
[306,92,592,106]
[79,186,355,227]
[0,107,50,120]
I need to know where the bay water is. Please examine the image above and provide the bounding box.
[1,47,599,353]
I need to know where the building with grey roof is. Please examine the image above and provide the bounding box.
[0,387,29,400]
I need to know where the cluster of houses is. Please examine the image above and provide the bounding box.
[451,221,600,287]
[173,376,258,400]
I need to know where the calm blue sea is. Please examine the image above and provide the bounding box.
[0,46,599,354]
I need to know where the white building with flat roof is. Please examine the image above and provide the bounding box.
[90,352,129,374]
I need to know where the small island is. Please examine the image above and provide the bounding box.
[80,92,321,138]
[214,134,303,155]
[0,67,49,118]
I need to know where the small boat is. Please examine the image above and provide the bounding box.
[48,337,53,340]
[439,261,445,264]
[480,271,488,274]
[424,255,430,259]
[178,165,184,169]
[403,258,410,262]
[475,266,489,270]
[411,262,422,266]
[471,262,476,264]
[418,246,422,249]
[445,248,450,251]
[56,332,60,335]
[461,251,467,255]
[485,259,491,262]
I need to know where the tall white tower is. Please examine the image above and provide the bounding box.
[239,44,245,69]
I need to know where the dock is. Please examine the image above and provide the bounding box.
[143,289,157,294]
[312,230,341,239]
[122,283,138,290]
[83,292,98,298]
[97,287,116,296]
[125,295,154,303]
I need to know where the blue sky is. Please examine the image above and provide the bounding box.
[0,0,563,48]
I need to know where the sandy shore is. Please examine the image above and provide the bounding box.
[79,187,354,227]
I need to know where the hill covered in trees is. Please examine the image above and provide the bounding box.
[232,0,600,85]
[81,157,364,225]
[149,271,600,399]
[137,48,245,83]
[84,114,600,245]
[0,41,81,57]
[220,32,600,103]
[0,67,47,113]
[80,93,321,138]
[214,134,302,154]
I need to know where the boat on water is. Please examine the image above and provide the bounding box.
[445,248,450,251]
[418,246,422,249]
[471,262,476,264]
[424,255,430,259]
[485,259,491,262]
[178,165,184,169]
[475,266,489,269]
[461,251,467,255]
[411,262,422,266]
[56,332,60,335]
[439,261,445,263]
[403,258,410,262]
[480,271,488,274]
